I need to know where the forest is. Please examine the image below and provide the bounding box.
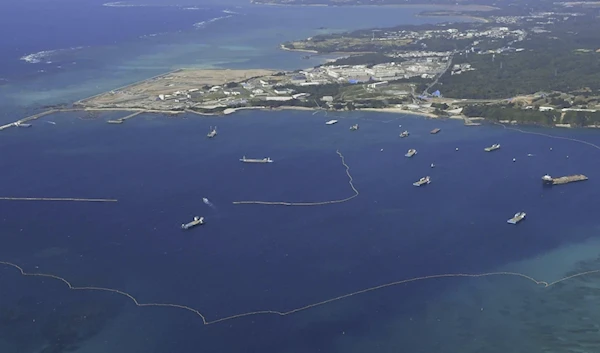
[462,104,600,127]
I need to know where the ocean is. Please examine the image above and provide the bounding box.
[1,1,600,353]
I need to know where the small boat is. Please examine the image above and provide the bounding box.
[400,130,409,138]
[430,163,435,168]
[181,216,204,229]
[240,156,273,163]
[325,119,338,125]
[350,124,359,131]
[405,149,417,158]
[484,143,501,152]
[15,122,32,128]
[413,176,431,187]
[507,212,526,224]
[430,128,441,134]
[207,126,217,138]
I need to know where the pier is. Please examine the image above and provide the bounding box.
[542,174,588,185]
[107,111,143,124]
[0,109,74,131]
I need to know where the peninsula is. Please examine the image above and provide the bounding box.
[4,0,600,129]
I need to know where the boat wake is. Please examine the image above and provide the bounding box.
[203,197,218,212]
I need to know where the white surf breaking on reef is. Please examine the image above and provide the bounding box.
[20,46,86,64]
[103,2,205,9]
[193,15,233,29]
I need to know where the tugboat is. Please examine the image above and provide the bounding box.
[400,130,410,138]
[182,216,204,229]
[207,126,217,138]
[405,149,417,158]
[507,212,526,224]
[350,124,359,131]
[484,143,501,152]
[413,176,431,186]
[240,156,274,163]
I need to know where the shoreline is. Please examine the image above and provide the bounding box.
[415,13,490,23]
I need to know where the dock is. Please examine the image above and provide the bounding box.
[430,128,441,134]
[542,174,588,185]
[0,109,70,131]
[107,111,143,124]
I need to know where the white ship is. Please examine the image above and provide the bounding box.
[240,156,273,163]
[207,126,217,138]
[181,216,204,229]
[325,119,338,125]
[507,212,526,224]
[484,143,501,152]
[400,130,409,138]
[413,176,431,186]
[405,149,417,158]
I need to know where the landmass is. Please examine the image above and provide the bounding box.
[6,1,600,129]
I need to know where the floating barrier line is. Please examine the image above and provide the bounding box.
[495,122,600,151]
[233,150,358,206]
[0,197,117,202]
[1,260,599,326]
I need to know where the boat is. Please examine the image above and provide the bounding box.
[207,126,217,138]
[400,130,410,138]
[181,216,204,229]
[484,143,501,152]
[430,163,435,168]
[325,120,338,125]
[430,128,441,134]
[350,124,359,131]
[507,212,526,224]
[240,156,274,163]
[405,149,417,158]
[15,122,32,128]
[413,176,431,186]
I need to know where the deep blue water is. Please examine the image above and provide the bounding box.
[2,1,600,352]
[1,111,600,352]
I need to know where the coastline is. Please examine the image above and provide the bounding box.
[279,44,318,54]
[415,13,490,23]
[358,107,438,118]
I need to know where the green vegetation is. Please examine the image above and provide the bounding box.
[462,104,600,127]
[439,52,600,100]
[462,104,556,125]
